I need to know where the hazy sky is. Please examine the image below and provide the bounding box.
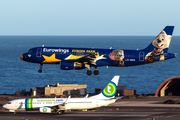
[0,0,180,36]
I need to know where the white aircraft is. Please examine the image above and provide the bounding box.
[3,76,121,114]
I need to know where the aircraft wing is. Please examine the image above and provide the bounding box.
[51,96,71,110]
[75,54,107,66]
[75,54,97,65]
[64,53,108,68]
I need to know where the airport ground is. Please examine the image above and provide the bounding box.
[1,95,180,120]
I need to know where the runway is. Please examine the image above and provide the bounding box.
[1,107,180,120]
[1,96,180,120]
[0,111,166,120]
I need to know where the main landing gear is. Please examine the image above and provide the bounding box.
[38,64,43,73]
[86,66,99,76]
[87,70,92,75]
[58,110,65,115]
[94,69,99,75]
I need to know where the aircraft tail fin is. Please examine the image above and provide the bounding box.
[90,76,119,99]
[143,26,174,53]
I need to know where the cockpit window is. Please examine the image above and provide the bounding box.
[8,102,11,104]
[28,50,33,54]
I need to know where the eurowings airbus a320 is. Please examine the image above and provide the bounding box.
[20,26,176,75]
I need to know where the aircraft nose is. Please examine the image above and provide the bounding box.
[20,54,23,60]
[3,104,7,109]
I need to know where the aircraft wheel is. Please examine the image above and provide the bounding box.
[93,70,99,75]
[87,70,92,75]
[38,69,42,73]
[58,111,62,115]
[58,110,64,115]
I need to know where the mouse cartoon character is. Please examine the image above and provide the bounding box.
[145,30,171,63]
[109,50,125,66]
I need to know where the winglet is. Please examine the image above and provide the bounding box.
[84,94,89,98]
[62,96,71,106]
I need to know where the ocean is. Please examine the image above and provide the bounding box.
[0,36,179,95]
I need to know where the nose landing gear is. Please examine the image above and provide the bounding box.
[38,64,43,73]
[38,69,42,73]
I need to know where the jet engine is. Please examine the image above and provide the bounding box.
[39,107,51,113]
[60,61,85,70]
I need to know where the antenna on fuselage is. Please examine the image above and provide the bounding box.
[110,47,112,49]
[42,44,44,47]
[137,48,138,50]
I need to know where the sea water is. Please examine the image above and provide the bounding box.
[0,36,179,94]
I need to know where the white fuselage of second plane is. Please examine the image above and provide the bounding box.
[3,98,116,111]
[3,76,120,113]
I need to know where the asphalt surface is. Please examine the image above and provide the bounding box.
[1,96,180,120]
[1,107,180,120]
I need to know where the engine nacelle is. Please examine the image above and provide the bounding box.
[39,107,51,113]
[60,61,85,70]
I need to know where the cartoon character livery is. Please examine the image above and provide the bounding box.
[109,50,125,66]
[145,27,173,63]
[20,26,176,75]
[3,76,121,114]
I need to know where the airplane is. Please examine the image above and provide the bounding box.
[3,76,121,114]
[20,26,176,75]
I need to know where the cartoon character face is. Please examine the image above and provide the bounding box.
[152,31,170,50]
[109,50,124,61]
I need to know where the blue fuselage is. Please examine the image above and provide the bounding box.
[21,47,176,67]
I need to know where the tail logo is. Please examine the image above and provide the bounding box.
[102,82,116,97]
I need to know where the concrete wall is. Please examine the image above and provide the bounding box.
[30,88,37,96]
[116,86,127,96]
[44,84,87,96]
[124,90,136,96]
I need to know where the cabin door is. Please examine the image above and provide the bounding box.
[36,48,42,58]
[15,102,18,107]
[139,52,144,61]
[96,101,99,107]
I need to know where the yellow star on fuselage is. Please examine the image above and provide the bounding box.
[42,53,61,63]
